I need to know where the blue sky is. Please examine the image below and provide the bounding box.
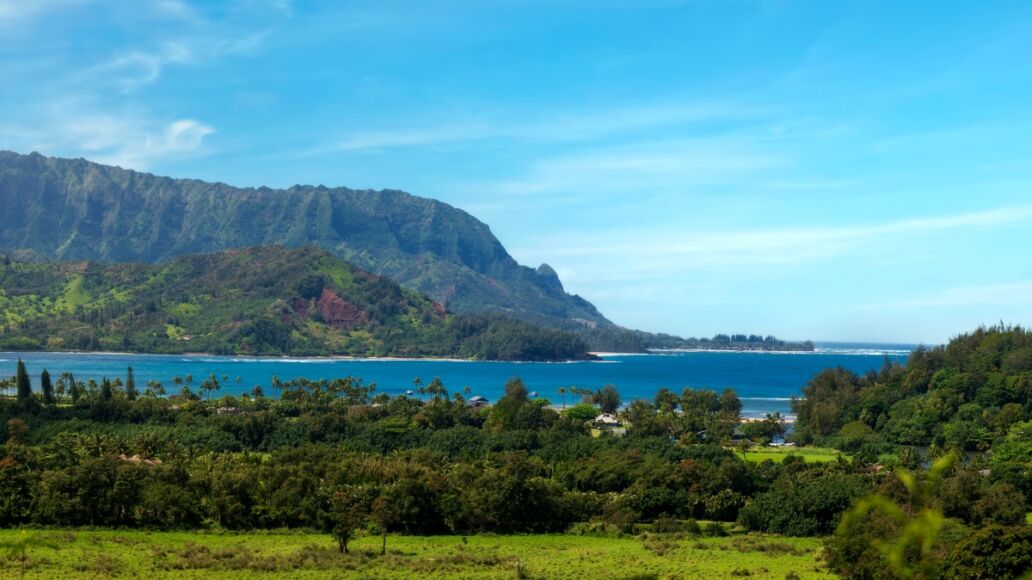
[2,0,1032,344]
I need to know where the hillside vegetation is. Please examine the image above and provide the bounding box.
[0,246,590,361]
[793,325,1032,450]
[792,326,1032,514]
[0,151,651,350]
[0,151,810,353]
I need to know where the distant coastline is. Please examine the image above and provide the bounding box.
[0,349,596,364]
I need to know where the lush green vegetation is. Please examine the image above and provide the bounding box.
[0,151,658,352]
[0,326,1029,578]
[792,325,1032,506]
[784,326,1032,577]
[736,446,845,464]
[650,333,815,352]
[793,326,1032,449]
[0,151,813,354]
[0,529,831,578]
[0,246,590,361]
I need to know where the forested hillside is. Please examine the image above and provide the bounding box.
[0,246,590,361]
[793,325,1032,450]
[0,151,651,350]
[791,325,1032,515]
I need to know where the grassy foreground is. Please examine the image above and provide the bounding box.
[0,529,830,579]
[736,446,846,464]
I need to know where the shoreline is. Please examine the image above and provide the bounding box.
[0,350,596,364]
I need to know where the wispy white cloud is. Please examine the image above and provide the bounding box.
[482,137,785,197]
[311,124,494,155]
[94,118,216,169]
[308,100,767,155]
[87,30,271,91]
[0,0,88,25]
[0,0,277,169]
[263,0,293,17]
[9,109,215,170]
[514,204,1032,272]
[869,281,1032,310]
[152,0,202,23]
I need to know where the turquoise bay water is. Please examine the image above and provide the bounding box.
[2,343,914,418]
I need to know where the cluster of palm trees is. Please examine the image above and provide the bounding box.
[409,377,476,402]
[0,361,247,405]
[556,385,602,409]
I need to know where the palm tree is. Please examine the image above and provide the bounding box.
[426,377,447,401]
[558,386,567,409]
[200,374,221,402]
[145,380,165,398]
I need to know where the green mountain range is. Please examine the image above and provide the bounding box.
[0,151,813,353]
[0,150,649,350]
[0,246,591,360]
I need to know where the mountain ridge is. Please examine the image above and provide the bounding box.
[0,150,649,350]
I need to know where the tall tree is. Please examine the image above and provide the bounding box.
[100,378,113,402]
[125,367,137,400]
[330,487,371,554]
[371,488,402,556]
[594,384,622,414]
[68,373,81,403]
[200,374,221,401]
[487,377,545,431]
[40,369,54,405]
[15,359,31,401]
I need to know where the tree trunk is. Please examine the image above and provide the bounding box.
[381,530,387,555]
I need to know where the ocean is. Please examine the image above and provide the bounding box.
[2,343,916,418]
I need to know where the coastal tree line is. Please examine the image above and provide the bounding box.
[1,326,1031,577]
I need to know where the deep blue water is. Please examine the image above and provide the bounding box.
[1,342,916,418]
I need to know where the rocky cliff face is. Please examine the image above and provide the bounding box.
[0,151,648,350]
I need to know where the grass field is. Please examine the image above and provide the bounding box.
[0,529,831,579]
[736,446,846,464]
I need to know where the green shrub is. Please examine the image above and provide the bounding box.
[938,526,1032,579]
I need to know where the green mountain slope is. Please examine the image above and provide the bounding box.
[0,246,591,360]
[0,150,644,349]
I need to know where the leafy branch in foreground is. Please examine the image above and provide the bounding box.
[828,455,955,579]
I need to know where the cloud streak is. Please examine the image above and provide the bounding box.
[872,281,1032,309]
[307,100,768,155]
[516,204,1032,271]
[11,110,215,170]
[87,30,271,91]
[0,0,87,26]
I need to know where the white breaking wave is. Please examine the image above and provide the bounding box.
[647,347,913,357]
[741,397,794,401]
[813,348,913,356]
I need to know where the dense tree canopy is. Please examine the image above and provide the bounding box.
[0,247,590,361]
